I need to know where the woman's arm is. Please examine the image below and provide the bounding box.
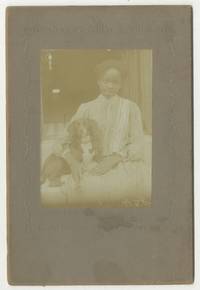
[90,102,145,175]
[89,153,122,175]
[123,102,145,161]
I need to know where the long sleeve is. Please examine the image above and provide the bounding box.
[120,102,145,161]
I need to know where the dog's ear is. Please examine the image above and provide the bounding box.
[67,120,79,136]
[67,119,83,147]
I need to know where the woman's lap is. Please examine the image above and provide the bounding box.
[41,160,151,205]
[67,160,151,203]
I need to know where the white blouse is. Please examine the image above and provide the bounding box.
[66,94,145,161]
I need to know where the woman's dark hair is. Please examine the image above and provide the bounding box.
[95,59,127,80]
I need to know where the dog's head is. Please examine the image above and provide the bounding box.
[67,118,103,161]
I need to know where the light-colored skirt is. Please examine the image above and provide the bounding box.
[41,160,151,207]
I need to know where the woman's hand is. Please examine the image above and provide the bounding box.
[90,153,122,176]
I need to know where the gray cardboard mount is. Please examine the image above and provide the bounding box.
[6,6,193,285]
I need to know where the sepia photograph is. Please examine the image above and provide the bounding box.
[6,5,194,285]
[40,49,152,207]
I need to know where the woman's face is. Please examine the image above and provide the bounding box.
[97,68,122,97]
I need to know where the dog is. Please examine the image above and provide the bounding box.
[41,118,103,187]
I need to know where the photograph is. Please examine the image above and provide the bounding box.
[5,4,194,286]
[40,49,152,207]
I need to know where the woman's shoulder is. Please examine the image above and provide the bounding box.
[76,100,94,112]
[78,98,99,110]
[119,96,141,111]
